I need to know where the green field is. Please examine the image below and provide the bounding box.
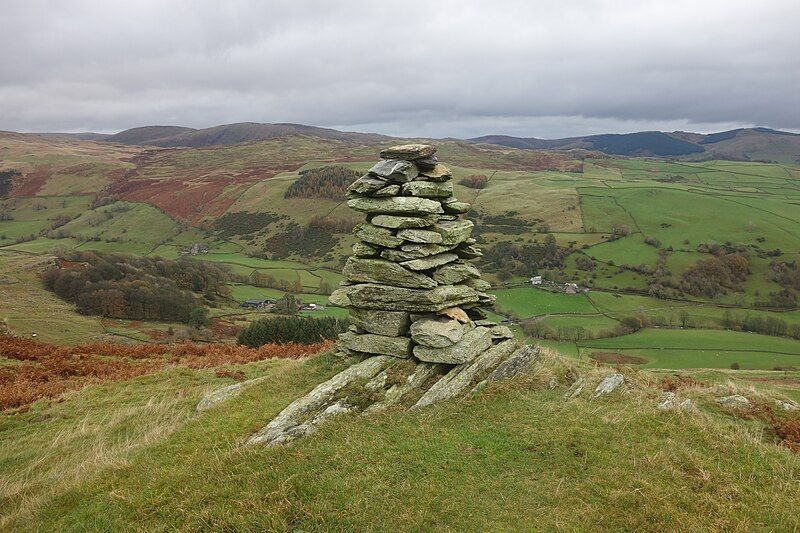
[578,329,800,369]
[587,291,800,329]
[192,254,344,293]
[582,347,800,370]
[582,328,800,353]
[491,287,597,318]
[227,283,287,301]
[539,314,621,337]
[586,236,661,266]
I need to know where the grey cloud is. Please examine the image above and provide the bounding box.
[1,0,798,137]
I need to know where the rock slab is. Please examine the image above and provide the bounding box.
[414,326,492,364]
[248,356,391,446]
[410,316,466,348]
[716,394,751,409]
[592,373,625,398]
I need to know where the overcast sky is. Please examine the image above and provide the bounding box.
[1,0,798,138]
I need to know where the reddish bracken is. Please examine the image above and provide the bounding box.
[659,374,708,392]
[211,317,244,337]
[748,398,800,453]
[0,335,332,410]
[589,351,648,365]
[215,369,247,381]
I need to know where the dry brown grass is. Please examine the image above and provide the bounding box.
[0,335,332,410]
[741,398,800,453]
[658,373,709,392]
[589,351,648,365]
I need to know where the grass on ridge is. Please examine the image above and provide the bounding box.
[2,351,798,531]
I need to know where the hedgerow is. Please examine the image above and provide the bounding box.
[238,316,347,346]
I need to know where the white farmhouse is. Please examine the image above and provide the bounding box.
[565,283,579,294]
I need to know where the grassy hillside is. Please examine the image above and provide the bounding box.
[0,132,136,196]
[1,348,798,530]
[0,252,200,344]
[0,253,109,343]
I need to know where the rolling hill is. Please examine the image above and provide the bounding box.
[33,122,800,163]
[103,125,195,145]
[104,122,392,147]
[470,131,703,156]
[472,127,800,163]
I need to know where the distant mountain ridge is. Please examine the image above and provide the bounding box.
[471,128,800,162]
[103,122,391,147]
[32,132,112,142]
[107,126,195,145]
[33,122,800,163]
[470,131,703,156]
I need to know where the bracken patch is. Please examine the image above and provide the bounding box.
[589,351,648,365]
[659,374,708,392]
[744,398,800,453]
[0,335,332,410]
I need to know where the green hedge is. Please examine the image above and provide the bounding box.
[237,316,347,346]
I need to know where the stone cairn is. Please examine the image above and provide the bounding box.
[248,144,538,447]
[331,143,509,362]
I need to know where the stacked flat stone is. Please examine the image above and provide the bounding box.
[329,144,512,365]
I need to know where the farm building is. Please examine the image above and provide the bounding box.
[180,243,209,256]
[240,298,274,309]
[565,283,579,294]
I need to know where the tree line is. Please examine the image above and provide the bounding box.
[237,316,347,346]
[0,170,20,197]
[284,165,360,199]
[722,309,800,339]
[42,251,230,325]
[478,234,573,280]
